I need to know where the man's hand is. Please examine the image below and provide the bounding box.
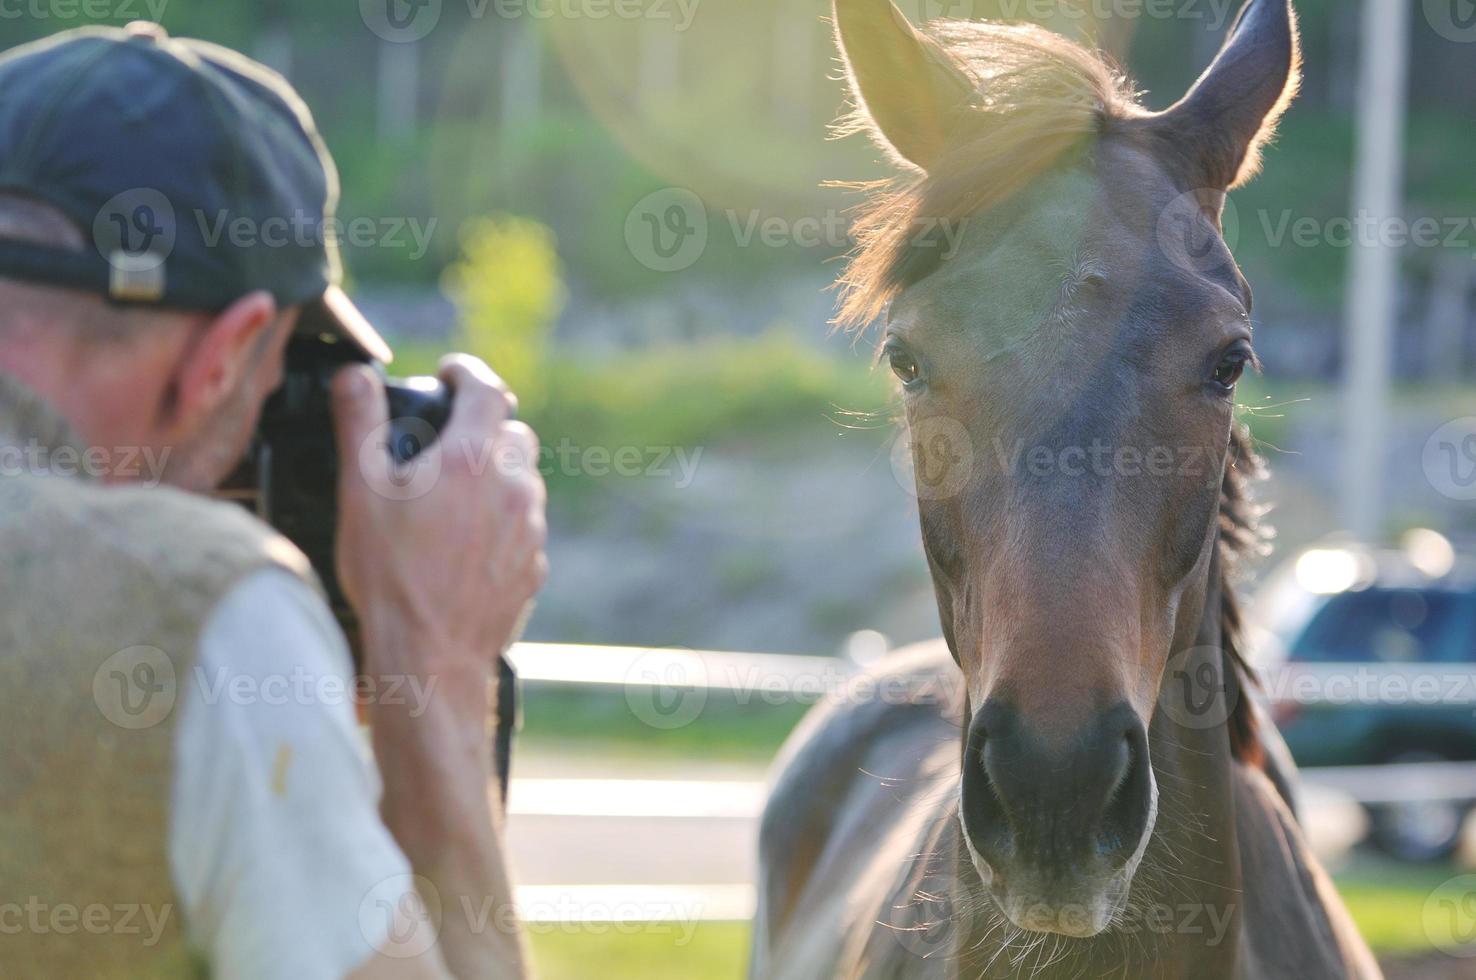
[332,353,547,674]
[331,353,545,980]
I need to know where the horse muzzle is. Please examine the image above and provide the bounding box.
[958,698,1158,937]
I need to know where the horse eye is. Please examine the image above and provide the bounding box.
[888,347,921,386]
[1210,352,1248,390]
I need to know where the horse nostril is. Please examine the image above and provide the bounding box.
[961,701,1153,869]
[960,711,1012,856]
[1097,722,1152,859]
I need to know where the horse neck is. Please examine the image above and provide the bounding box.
[1138,555,1248,963]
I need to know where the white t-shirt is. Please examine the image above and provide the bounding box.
[169,568,415,980]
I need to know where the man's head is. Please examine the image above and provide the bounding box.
[0,22,390,491]
[0,193,296,491]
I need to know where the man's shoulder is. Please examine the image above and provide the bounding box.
[7,475,316,593]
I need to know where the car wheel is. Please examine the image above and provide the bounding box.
[1368,751,1466,863]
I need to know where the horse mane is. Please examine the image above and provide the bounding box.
[1220,423,1270,768]
[835,20,1143,330]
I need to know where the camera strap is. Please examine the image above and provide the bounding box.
[493,654,518,809]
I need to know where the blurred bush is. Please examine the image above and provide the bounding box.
[397,323,892,494]
[442,214,566,415]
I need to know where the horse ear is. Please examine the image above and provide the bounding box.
[1156,0,1301,190]
[832,0,976,172]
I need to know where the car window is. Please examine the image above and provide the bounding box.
[1289,588,1476,664]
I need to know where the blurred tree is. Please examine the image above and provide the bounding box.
[442,215,566,415]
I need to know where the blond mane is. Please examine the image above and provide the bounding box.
[835,21,1142,330]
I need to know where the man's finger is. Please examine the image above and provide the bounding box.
[331,364,390,495]
[439,354,518,446]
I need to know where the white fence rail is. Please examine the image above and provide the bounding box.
[507,641,1476,808]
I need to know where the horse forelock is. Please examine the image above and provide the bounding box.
[833,20,1141,333]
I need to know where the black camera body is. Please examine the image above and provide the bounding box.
[223,336,451,635]
[221,334,517,797]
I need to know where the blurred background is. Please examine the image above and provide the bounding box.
[6,0,1476,975]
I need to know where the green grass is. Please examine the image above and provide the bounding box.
[524,867,1459,978]
[519,684,808,765]
[530,921,750,980]
[1335,860,1466,955]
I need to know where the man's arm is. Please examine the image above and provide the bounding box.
[333,355,547,980]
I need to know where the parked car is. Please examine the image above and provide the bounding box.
[1249,534,1476,861]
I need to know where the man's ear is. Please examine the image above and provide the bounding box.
[167,290,280,430]
[1153,0,1301,190]
[832,0,976,173]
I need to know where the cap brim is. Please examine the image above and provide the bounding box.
[299,285,394,364]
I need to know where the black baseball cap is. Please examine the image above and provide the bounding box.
[0,21,392,363]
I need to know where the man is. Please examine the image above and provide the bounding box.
[0,22,544,980]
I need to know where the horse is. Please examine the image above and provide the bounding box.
[750,1,1383,977]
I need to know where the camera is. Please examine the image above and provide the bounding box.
[220,333,518,798]
[220,334,450,633]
